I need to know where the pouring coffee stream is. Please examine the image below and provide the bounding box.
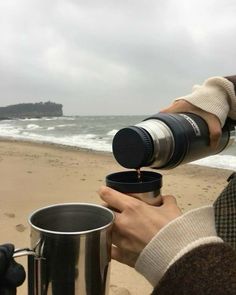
[136,168,142,182]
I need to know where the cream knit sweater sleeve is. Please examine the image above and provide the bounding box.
[134,76,235,287]
[175,76,236,126]
[135,206,223,287]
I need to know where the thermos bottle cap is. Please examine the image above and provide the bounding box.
[106,171,162,193]
[112,126,154,169]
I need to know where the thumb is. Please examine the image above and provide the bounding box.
[0,244,15,275]
[5,260,26,287]
[0,287,16,295]
[207,117,222,149]
[161,195,177,206]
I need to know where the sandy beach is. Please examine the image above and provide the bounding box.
[0,139,233,295]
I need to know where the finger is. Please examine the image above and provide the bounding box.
[0,244,14,275]
[162,101,222,149]
[160,100,192,113]
[100,201,108,207]
[151,195,163,206]
[112,227,126,249]
[0,244,14,258]
[208,119,222,149]
[161,195,177,206]
[112,245,135,265]
[100,201,122,213]
[111,245,123,262]
[98,186,137,212]
[0,286,16,295]
[193,110,221,149]
[111,245,137,267]
[4,260,26,287]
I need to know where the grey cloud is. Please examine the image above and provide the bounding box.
[0,0,236,115]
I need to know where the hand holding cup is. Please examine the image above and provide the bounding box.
[98,186,182,267]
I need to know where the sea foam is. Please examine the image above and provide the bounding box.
[192,154,236,171]
[0,116,235,169]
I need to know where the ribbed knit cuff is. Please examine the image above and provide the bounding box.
[175,76,236,126]
[135,206,223,286]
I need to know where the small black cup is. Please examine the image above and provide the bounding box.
[106,170,162,205]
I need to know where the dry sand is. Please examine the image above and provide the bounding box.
[0,139,233,294]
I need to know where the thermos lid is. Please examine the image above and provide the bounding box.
[112,126,154,169]
[106,170,162,193]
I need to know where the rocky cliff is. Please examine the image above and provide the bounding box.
[0,102,63,119]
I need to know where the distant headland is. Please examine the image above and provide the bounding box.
[0,101,63,120]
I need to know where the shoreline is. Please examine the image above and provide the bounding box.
[1,136,235,171]
[0,139,233,295]
[0,136,113,156]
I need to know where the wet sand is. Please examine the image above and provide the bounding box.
[0,140,233,294]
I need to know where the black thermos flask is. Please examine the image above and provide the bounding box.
[112,113,235,169]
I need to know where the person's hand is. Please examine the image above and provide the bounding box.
[0,244,26,295]
[98,186,181,267]
[161,100,222,149]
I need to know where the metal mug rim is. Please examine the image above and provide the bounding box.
[28,202,115,236]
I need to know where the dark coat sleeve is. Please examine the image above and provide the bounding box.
[152,243,236,295]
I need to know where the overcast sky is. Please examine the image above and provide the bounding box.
[0,0,236,115]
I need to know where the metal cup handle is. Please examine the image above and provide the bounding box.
[13,247,45,295]
[13,248,37,258]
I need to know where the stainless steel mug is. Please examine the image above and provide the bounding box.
[106,170,162,205]
[14,203,115,295]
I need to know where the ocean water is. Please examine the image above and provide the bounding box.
[0,115,235,170]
